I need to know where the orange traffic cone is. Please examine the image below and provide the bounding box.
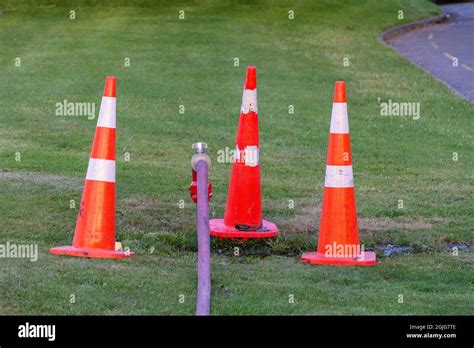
[302,81,376,266]
[209,66,278,240]
[50,76,134,259]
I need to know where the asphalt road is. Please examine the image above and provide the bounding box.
[388,3,474,102]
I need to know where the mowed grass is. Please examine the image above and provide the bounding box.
[0,0,473,315]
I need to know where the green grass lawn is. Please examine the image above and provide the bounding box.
[0,0,473,315]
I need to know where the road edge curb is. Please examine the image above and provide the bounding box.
[379,13,450,47]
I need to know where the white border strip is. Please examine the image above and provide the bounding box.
[86,158,116,183]
[97,96,116,129]
[329,103,349,134]
[241,89,258,114]
[324,165,353,188]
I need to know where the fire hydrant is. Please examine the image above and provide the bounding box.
[189,142,212,203]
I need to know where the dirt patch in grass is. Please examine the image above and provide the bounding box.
[121,196,160,210]
[359,216,437,233]
[284,205,320,234]
[0,170,82,190]
[283,205,441,235]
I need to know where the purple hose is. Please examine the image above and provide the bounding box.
[195,159,211,316]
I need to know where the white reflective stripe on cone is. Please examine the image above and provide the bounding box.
[97,96,116,129]
[244,146,259,167]
[241,89,258,114]
[86,158,116,183]
[233,146,259,166]
[324,165,354,188]
[329,103,349,134]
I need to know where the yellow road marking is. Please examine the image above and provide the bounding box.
[444,52,456,60]
[425,31,473,73]
[427,33,439,49]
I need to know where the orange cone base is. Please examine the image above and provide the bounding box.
[50,246,135,259]
[301,251,376,266]
[209,219,278,240]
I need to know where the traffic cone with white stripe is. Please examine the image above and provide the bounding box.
[50,76,134,259]
[209,66,278,239]
[302,81,375,266]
